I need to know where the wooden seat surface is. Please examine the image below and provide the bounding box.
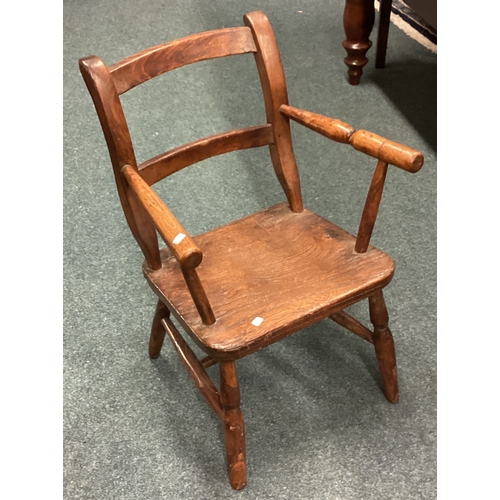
[144,202,395,359]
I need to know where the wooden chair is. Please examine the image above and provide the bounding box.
[79,10,423,490]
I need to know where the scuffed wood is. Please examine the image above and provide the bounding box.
[145,203,394,360]
[220,361,247,490]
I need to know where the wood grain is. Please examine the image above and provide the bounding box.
[350,129,424,172]
[122,165,202,269]
[244,11,303,212]
[369,290,399,403]
[144,203,394,360]
[79,56,162,269]
[78,11,422,489]
[138,125,274,185]
[109,27,257,95]
[280,104,354,144]
[355,160,388,253]
[220,361,247,490]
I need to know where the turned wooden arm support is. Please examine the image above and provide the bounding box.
[280,105,424,253]
[122,165,202,270]
[279,105,424,173]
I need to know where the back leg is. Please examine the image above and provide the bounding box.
[149,299,170,359]
[369,290,399,403]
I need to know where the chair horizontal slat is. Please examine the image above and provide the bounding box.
[109,27,257,94]
[138,124,274,185]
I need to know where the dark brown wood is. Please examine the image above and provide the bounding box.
[149,299,170,358]
[342,0,375,85]
[376,0,393,68]
[330,310,374,343]
[162,317,224,419]
[220,361,247,490]
[350,129,424,172]
[369,290,399,403]
[109,27,257,95]
[79,56,161,269]
[138,125,274,186]
[79,11,423,489]
[145,203,394,360]
[355,160,388,253]
[280,105,354,144]
[244,11,303,213]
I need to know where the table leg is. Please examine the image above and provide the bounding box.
[342,0,375,85]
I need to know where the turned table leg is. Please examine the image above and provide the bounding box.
[342,0,375,85]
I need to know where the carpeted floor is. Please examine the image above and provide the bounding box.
[64,1,436,498]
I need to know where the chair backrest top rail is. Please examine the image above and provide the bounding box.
[109,27,257,95]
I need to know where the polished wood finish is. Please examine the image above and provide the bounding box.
[79,10,422,490]
[342,0,375,85]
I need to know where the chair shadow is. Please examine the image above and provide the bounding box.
[367,58,437,152]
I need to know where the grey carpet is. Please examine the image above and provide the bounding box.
[64,1,436,498]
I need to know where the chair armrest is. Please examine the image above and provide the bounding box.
[350,130,423,173]
[122,165,202,269]
[280,104,354,143]
[279,104,424,173]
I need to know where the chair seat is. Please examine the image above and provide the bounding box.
[144,203,395,360]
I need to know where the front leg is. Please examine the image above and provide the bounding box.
[219,360,247,490]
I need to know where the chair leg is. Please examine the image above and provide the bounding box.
[149,299,170,359]
[368,290,399,403]
[219,360,247,490]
